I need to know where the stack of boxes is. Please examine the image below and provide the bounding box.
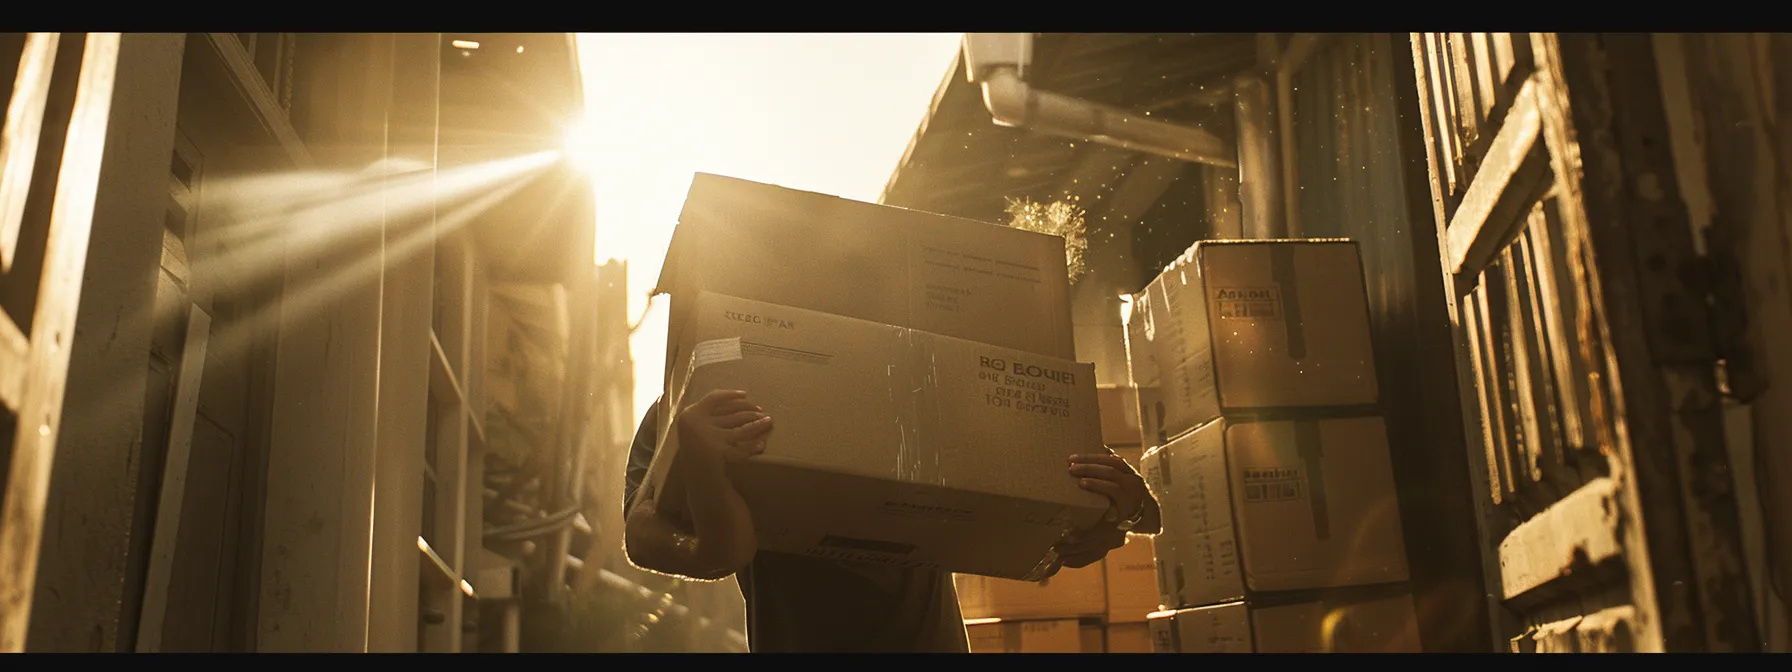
[1127,240,1422,653]
[956,359,1164,653]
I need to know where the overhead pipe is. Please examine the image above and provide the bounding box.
[962,33,1238,170]
[1275,34,1327,238]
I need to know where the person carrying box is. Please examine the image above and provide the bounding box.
[622,389,1161,653]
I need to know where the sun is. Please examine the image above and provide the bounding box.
[561,117,599,173]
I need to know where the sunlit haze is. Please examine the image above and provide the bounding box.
[572,33,965,421]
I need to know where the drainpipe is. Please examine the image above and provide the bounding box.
[1275,34,1326,239]
[962,33,1238,169]
[1232,74,1282,239]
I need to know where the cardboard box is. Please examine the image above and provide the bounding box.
[1135,240,1380,442]
[1251,591,1422,653]
[1122,291,1168,447]
[1097,385,1142,448]
[1149,602,1252,653]
[1104,534,1161,623]
[656,173,1077,394]
[636,292,1109,581]
[955,560,1107,621]
[1106,622,1154,653]
[1147,592,1422,653]
[1142,416,1409,609]
[965,619,1102,653]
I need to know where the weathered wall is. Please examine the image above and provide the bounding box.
[26,33,187,653]
[255,33,393,651]
[1652,32,1792,652]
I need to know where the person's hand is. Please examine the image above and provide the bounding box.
[676,389,774,465]
[1053,524,1127,569]
[1068,451,1150,526]
[1049,450,1152,569]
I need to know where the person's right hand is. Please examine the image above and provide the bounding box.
[676,389,774,464]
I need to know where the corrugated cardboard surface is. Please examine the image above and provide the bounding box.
[657,173,1076,393]
[956,561,1107,621]
[965,619,1101,653]
[1144,422,1243,609]
[1147,417,1410,608]
[1227,416,1409,592]
[1138,240,1380,442]
[1124,280,1169,447]
[1104,534,1160,623]
[1151,602,1253,653]
[640,292,1108,580]
[1251,591,1422,653]
[1097,385,1141,447]
[1106,622,1154,653]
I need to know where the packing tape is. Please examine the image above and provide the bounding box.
[1295,419,1330,541]
[691,336,744,369]
[1269,245,1309,361]
[895,329,945,487]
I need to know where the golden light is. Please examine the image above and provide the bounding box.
[452,40,480,50]
[561,118,598,173]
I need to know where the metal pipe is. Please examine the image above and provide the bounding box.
[1232,74,1283,239]
[1275,34,1327,238]
[962,34,1236,169]
[978,68,1237,169]
[500,603,520,653]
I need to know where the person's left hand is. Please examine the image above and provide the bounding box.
[1050,451,1152,569]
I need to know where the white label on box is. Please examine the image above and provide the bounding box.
[1213,287,1282,320]
[691,337,744,369]
[1240,465,1306,504]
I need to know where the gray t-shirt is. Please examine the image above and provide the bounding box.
[622,399,971,653]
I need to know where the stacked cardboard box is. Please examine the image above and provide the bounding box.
[1125,240,1420,653]
[636,174,1112,582]
[964,618,1105,653]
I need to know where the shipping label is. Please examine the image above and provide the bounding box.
[1214,287,1282,320]
[1241,466,1306,503]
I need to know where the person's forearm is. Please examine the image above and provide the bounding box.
[679,449,759,576]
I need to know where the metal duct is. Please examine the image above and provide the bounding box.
[962,33,1238,170]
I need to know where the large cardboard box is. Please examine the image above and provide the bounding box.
[1097,385,1142,448]
[636,292,1109,580]
[1142,416,1409,609]
[1148,591,1422,653]
[656,173,1077,398]
[966,619,1103,653]
[1122,291,1168,447]
[1134,240,1380,442]
[955,561,1107,621]
[1106,622,1154,653]
[1104,534,1160,623]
